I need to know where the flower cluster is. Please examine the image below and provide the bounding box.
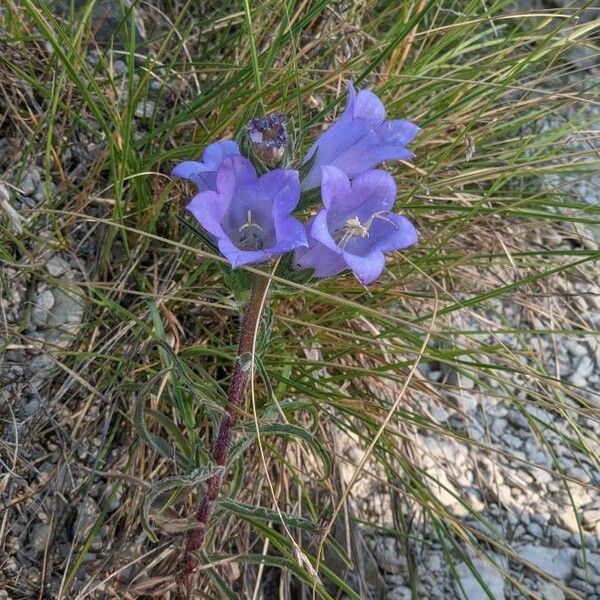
[172,82,419,284]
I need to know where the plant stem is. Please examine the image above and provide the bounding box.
[182,273,271,577]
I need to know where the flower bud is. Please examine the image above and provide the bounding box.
[246,113,288,167]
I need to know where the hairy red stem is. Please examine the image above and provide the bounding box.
[182,274,270,580]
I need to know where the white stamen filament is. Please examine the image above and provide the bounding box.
[238,210,264,250]
[337,211,398,248]
[239,209,262,234]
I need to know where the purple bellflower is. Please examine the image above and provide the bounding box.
[302,82,420,190]
[294,166,417,285]
[172,139,240,191]
[186,156,307,267]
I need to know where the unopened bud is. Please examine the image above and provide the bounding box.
[246,113,288,167]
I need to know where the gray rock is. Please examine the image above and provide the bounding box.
[388,587,411,600]
[45,256,70,277]
[454,557,505,599]
[573,565,600,585]
[524,438,552,467]
[135,100,156,119]
[491,417,508,437]
[426,553,442,572]
[504,433,523,449]
[431,401,450,423]
[464,487,485,512]
[566,465,592,484]
[428,369,442,381]
[517,545,576,581]
[33,177,51,204]
[539,581,565,600]
[569,371,589,388]
[113,59,127,75]
[529,467,553,485]
[26,567,41,585]
[386,575,406,587]
[32,289,55,326]
[576,551,600,573]
[45,329,78,349]
[19,167,41,195]
[556,509,580,533]
[28,522,51,553]
[454,390,478,413]
[51,0,145,46]
[564,339,589,357]
[47,287,84,328]
[528,521,544,539]
[372,537,408,575]
[508,409,529,429]
[22,399,41,417]
[550,526,572,542]
[150,79,163,92]
[569,532,584,548]
[72,497,99,541]
[572,354,595,381]
[569,579,595,595]
[528,405,554,425]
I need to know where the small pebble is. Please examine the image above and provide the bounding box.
[113,59,127,75]
[135,100,156,119]
[45,256,70,277]
[539,581,565,600]
[32,289,55,326]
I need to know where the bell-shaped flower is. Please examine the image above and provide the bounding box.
[187,156,307,267]
[294,167,417,285]
[172,139,240,191]
[301,82,420,190]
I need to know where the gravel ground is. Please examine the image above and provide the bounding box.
[331,273,600,600]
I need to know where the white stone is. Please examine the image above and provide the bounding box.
[47,287,84,327]
[504,433,523,449]
[388,587,411,600]
[491,418,508,437]
[576,551,600,573]
[528,521,544,538]
[516,545,576,581]
[372,537,408,575]
[32,289,55,326]
[573,565,600,585]
[113,59,127,75]
[45,256,69,277]
[539,581,565,600]
[575,354,594,378]
[564,339,589,357]
[556,509,580,532]
[135,100,156,119]
[454,557,505,599]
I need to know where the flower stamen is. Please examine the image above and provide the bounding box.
[238,210,264,250]
[337,211,398,248]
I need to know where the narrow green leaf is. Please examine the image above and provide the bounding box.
[218,497,317,532]
[240,422,332,479]
[141,466,222,542]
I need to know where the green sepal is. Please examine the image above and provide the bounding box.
[218,263,253,302]
[275,252,314,286]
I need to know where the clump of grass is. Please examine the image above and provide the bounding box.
[1,0,599,598]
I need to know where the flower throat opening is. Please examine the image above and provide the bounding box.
[237,210,265,250]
